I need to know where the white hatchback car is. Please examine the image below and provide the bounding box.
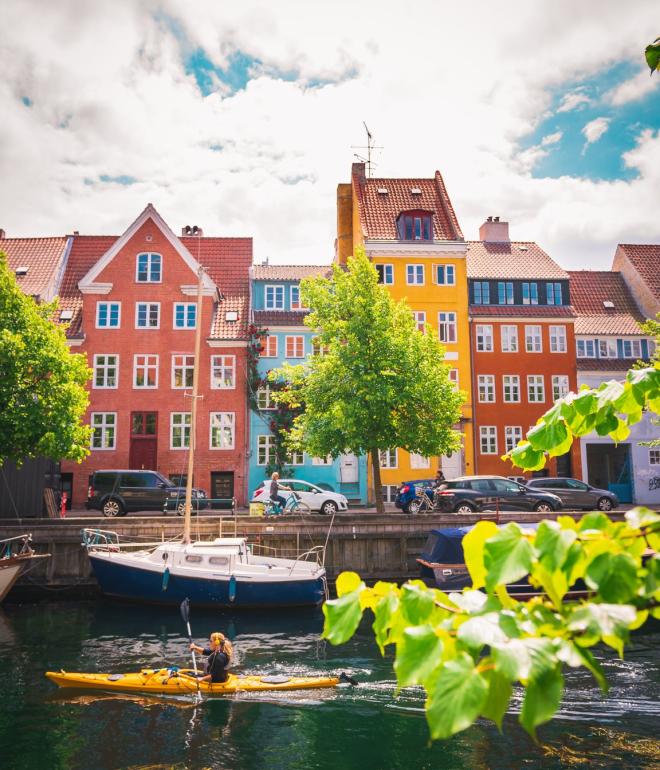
[251,479,348,515]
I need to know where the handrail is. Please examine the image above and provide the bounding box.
[0,533,33,558]
[288,545,325,574]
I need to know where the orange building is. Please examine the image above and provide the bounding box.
[468,218,581,479]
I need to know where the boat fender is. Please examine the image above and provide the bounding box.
[162,567,170,592]
[228,574,237,603]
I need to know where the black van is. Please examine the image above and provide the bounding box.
[86,470,207,517]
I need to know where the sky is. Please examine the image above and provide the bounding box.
[0,0,658,269]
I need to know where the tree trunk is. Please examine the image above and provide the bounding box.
[370,447,385,514]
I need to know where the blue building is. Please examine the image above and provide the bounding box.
[247,265,368,504]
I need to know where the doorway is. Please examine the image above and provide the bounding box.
[211,471,234,509]
[60,472,73,511]
[585,443,632,503]
[129,412,158,470]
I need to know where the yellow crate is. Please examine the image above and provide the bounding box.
[249,502,265,517]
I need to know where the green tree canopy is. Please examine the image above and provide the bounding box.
[271,250,464,512]
[0,252,91,464]
[645,36,660,73]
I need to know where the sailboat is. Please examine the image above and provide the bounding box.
[0,534,49,602]
[82,269,328,608]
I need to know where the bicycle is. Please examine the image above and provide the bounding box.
[264,491,312,516]
[407,485,445,515]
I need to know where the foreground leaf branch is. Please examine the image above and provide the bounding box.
[322,509,660,741]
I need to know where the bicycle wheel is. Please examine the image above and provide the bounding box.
[292,501,312,515]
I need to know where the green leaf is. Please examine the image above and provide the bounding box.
[463,520,499,589]
[568,603,637,654]
[625,507,660,530]
[425,653,489,739]
[535,520,576,572]
[322,587,364,645]
[568,644,608,694]
[492,637,556,682]
[457,612,508,651]
[399,582,435,624]
[480,668,512,731]
[336,571,363,596]
[394,625,443,689]
[372,591,399,655]
[608,417,630,443]
[578,512,612,533]
[645,40,660,73]
[585,552,638,603]
[484,523,535,592]
[520,665,564,741]
[507,441,547,471]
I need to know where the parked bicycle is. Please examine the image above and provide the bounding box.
[264,491,312,516]
[406,485,443,515]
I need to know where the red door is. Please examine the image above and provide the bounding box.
[129,412,158,470]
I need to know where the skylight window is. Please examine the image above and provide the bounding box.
[410,187,422,195]
[377,187,388,195]
[60,310,74,321]
[225,311,238,322]
[15,266,29,276]
[603,300,614,309]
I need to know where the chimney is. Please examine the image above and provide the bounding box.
[479,216,510,243]
[0,228,5,239]
[181,225,203,236]
[352,162,366,185]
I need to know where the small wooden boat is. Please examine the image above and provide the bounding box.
[0,535,49,602]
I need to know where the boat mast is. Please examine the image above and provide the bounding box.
[183,266,205,545]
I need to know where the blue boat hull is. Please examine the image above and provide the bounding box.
[89,556,326,608]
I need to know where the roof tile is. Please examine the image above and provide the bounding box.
[253,310,309,327]
[252,265,331,281]
[469,305,576,318]
[616,244,660,299]
[569,271,645,336]
[0,237,69,300]
[467,241,568,280]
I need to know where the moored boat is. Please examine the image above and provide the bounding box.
[0,535,49,602]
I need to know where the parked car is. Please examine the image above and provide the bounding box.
[86,470,208,517]
[525,477,618,511]
[432,476,562,514]
[251,479,348,515]
[395,479,436,513]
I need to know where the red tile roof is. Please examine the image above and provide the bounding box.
[0,237,69,300]
[577,358,633,371]
[253,310,309,327]
[252,265,331,281]
[569,271,645,335]
[353,170,463,241]
[616,244,660,300]
[467,241,568,279]
[469,305,576,318]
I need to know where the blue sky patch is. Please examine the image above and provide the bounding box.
[518,61,659,181]
[21,96,33,107]
[99,174,138,185]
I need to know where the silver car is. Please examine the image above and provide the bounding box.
[526,477,618,511]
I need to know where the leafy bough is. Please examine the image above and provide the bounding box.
[322,509,659,741]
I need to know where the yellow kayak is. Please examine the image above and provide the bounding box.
[46,668,348,695]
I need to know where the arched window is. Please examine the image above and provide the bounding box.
[397,211,433,241]
[136,253,162,282]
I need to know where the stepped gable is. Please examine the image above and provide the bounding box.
[569,270,645,335]
[467,241,568,280]
[353,169,463,241]
[0,236,69,301]
[616,244,660,299]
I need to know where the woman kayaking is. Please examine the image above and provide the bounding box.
[189,632,233,683]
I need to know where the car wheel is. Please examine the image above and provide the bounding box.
[454,502,475,514]
[597,496,613,512]
[407,498,422,515]
[534,502,554,513]
[321,500,338,515]
[102,498,123,517]
[176,502,198,516]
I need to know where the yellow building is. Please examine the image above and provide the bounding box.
[336,162,474,501]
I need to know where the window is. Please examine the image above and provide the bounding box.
[286,449,304,465]
[435,264,455,285]
[170,412,191,449]
[135,302,160,329]
[505,426,523,453]
[211,355,235,389]
[312,339,329,356]
[622,339,642,358]
[478,375,495,403]
[577,338,596,358]
[650,449,660,465]
[410,453,430,469]
[134,354,158,388]
[503,375,520,403]
[525,325,542,353]
[257,385,274,410]
[412,311,426,332]
[552,375,570,401]
[93,354,118,388]
[448,369,459,389]
[406,264,424,285]
[599,339,617,358]
[261,336,278,357]
[96,302,121,328]
[501,325,518,352]
[546,282,562,305]
[265,285,285,310]
[312,455,332,465]
[375,264,393,285]
[480,426,497,454]
[381,485,399,503]
[527,375,545,403]
[285,335,304,358]
[257,435,275,465]
[91,412,116,450]
[476,324,493,352]
[379,449,398,468]
[473,281,490,305]
[498,282,514,305]
[549,325,567,353]
[438,312,457,343]
[210,412,235,449]
[136,253,161,282]
[172,355,195,388]
[522,282,538,305]
[399,213,433,241]
[173,303,196,329]
[290,285,305,310]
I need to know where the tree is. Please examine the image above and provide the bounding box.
[0,252,91,464]
[646,36,660,74]
[270,251,464,512]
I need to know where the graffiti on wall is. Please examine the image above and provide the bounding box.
[649,476,660,492]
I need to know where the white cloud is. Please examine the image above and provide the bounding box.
[582,117,610,145]
[557,89,591,112]
[605,69,658,105]
[541,131,563,146]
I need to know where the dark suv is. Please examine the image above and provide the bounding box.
[525,477,618,511]
[434,476,562,514]
[86,470,207,517]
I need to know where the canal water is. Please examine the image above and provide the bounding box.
[0,599,658,770]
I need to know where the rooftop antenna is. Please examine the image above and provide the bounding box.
[351,122,383,178]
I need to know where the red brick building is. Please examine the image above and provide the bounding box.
[468,218,581,479]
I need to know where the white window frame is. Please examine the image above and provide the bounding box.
[438,312,457,344]
[211,355,236,389]
[504,426,523,454]
[285,335,305,358]
[257,385,274,410]
[375,263,394,285]
[173,303,197,329]
[311,339,330,356]
[552,375,570,401]
[500,324,518,353]
[135,252,162,283]
[622,339,642,358]
[135,302,160,329]
[476,324,493,352]
[650,449,660,466]
[549,325,567,353]
[448,368,459,390]
[410,453,431,469]
[577,338,596,358]
[527,375,545,403]
[261,336,278,357]
[599,339,617,359]
[379,449,398,469]
[406,264,425,285]
[171,354,195,389]
[503,374,520,403]
[312,455,333,465]
[92,354,119,389]
[96,301,121,329]
[525,325,543,353]
[286,449,304,466]
[479,426,497,455]
[170,412,191,450]
[412,311,426,332]
[434,264,456,285]
[91,412,116,450]
[290,285,307,311]
[133,354,159,389]
[478,374,496,403]
[381,484,399,503]
[265,285,285,310]
[209,412,235,450]
[257,435,274,466]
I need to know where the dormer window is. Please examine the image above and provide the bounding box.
[397,211,433,241]
[136,253,161,282]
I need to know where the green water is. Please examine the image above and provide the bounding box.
[0,600,658,770]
